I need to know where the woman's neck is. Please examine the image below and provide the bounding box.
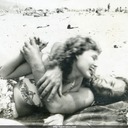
[68,62,83,80]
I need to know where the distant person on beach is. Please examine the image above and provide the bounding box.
[107,3,111,12]
[115,7,119,12]
[124,7,128,13]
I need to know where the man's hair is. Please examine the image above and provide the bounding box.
[82,78,116,104]
[82,76,128,105]
[47,35,101,82]
[115,77,128,100]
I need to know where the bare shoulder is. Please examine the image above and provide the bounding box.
[79,87,94,105]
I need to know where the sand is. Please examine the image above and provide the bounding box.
[0,9,128,78]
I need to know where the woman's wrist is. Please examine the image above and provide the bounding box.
[30,59,45,72]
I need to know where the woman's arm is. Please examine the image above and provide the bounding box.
[0,52,25,78]
[0,37,47,79]
[6,62,32,79]
[45,87,94,114]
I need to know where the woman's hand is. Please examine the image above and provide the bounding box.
[37,66,63,101]
[43,114,64,125]
[21,38,42,67]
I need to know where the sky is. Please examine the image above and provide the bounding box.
[0,0,128,10]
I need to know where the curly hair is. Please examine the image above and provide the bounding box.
[47,35,101,83]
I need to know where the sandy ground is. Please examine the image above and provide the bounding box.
[0,11,128,78]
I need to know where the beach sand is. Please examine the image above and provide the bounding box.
[0,9,128,78]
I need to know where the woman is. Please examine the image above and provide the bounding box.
[0,35,101,119]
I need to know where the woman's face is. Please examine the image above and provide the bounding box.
[76,50,99,79]
[92,76,126,96]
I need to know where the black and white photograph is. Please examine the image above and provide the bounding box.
[0,0,128,127]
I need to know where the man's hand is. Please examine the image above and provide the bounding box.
[36,66,63,101]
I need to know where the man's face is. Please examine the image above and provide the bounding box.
[76,50,99,79]
[91,76,126,96]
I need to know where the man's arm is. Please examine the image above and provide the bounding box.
[22,39,62,101]
[36,66,62,101]
[45,87,94,114]
[36,42,65,100]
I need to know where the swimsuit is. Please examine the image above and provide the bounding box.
[0,77,42,119]
[0,79,17,118]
